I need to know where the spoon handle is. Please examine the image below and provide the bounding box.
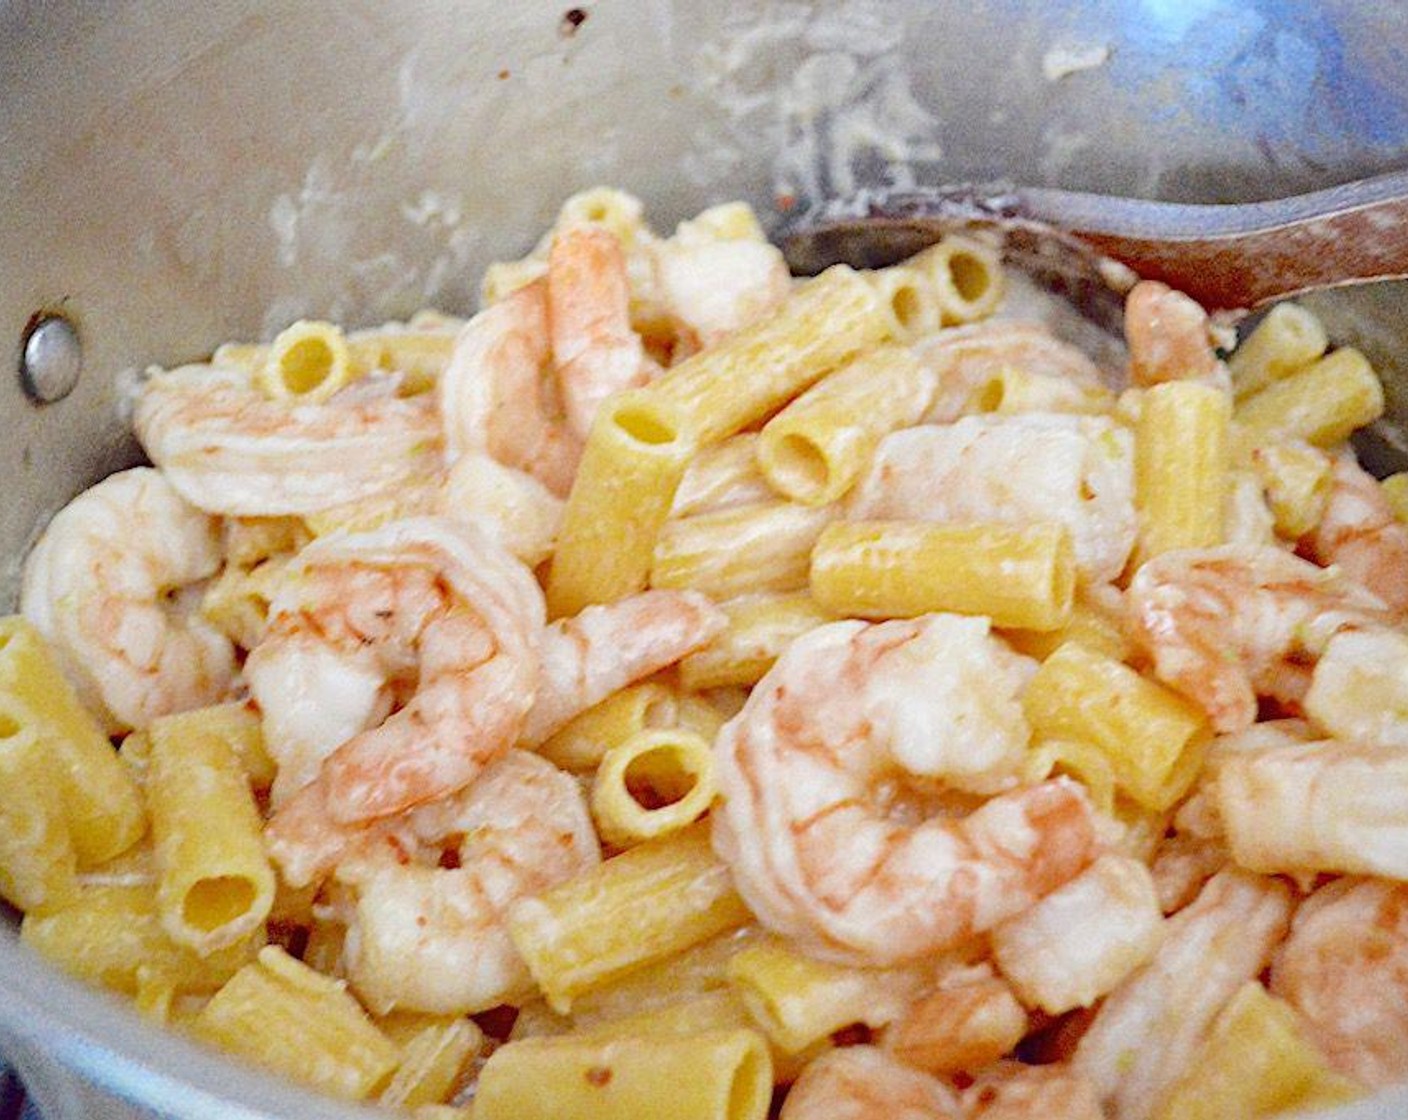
[1017,169,1408,311]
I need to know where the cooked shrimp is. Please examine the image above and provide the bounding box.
[779,1046,962,1120]
[339,749,600,1015]
[549,224,651,438]
[20,467,236,732]
[963,1062,1104,1120]
[133,363,442,516]
[712,614,1100,966]
[915,320,1109,424]
[1271,877,1408,1088]
[519,588,727,746]
[847,414,1136,585]
[1305,454,1408,614]
[1073,868,1292,1120]
[651,234,791,353]
[439,280,581,496]
[1128,544,1394,733]
[257,517,545,886]
[1124,279,1225,387]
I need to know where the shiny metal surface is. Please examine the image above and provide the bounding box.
[3,2,1408,1118]
[19,315,83,405]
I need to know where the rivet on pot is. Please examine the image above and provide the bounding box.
[19,313,82,404]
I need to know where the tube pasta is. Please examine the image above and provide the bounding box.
[1000,591,1133,664]
[756,345,935,506]
[193,946,400,1101]
[379,1017,482,1109]
[973,364,1119,417]
[1382,472,1408,523]
[726,938,929,1054]
[1228,302,1329,402]
[909,234,1005,324]
[809,520,1075,632]
[509,822,753,1012]
[0,616,145,865]
[679,593,835,691]
[148,707,276,953]
[1248,438,1332,540]
[1234,347,1384,447]
[474,1029,772,1120]
[536,681,676,772]
[1134,381,1231,562]
[547,389,697,617]
[1023,642,1210,812]
[257,320,355,403]
[20,882,260,995]
[591,728,717,847]
[0,712,78,912]
[646,265,891,445]
[348,328,455,395]
[865,265,943,342]
[652,501,835,600]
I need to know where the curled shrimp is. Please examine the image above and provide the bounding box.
[712,614,1100,966]
[440,280,581,496]
[847,414,1136,585]
[256,517,545,887]
[20,467,236,732]
[1271,877,1408,1088]
[520,588,727,747]
[1123,280,1225,387]
[915,320,1109,424]
[1128,544,1394,733]
[338,749,600,1015]
[1073,868,1293,1120]
[133,364,442,516]
[1305,454,1408,615]
[780,1046,962,1120]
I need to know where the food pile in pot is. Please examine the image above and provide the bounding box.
[3,186,1405,1120]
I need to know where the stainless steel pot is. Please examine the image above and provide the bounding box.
[3,3,1408,1116]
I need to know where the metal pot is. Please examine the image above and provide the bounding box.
[3,3,1407,1116]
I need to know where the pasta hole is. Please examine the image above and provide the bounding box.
[772,433,830,499]
[975,377,1006,413]
[613,404,677,446]
[891,284,925,329]
[624,745,697,810]
[948,250,992,303]
[276,337,336,396]
[0,712,21,739]
[183,876,257,934]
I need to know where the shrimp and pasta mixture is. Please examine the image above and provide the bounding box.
[5,185,1408,1119]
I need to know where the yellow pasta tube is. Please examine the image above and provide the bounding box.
[727,939,929,1054]
[679,592,835,691]
[257,319,355,403]
[909,234,1005,325]
[148,708,276,953]
[1021,738,1119,815]
[1151,982,1362,1120]
[482,257,550,305]
[653,501,835,600]
[348,328,455,395]
[510,822,753,1012]
[1023,642,1210,812]
[671,434,774,518]
[379,1018,482,1109]
[1134,381,1231,562]
[866,265,943,342]
[756,345,936,506]
[21,883,259,995]
[0,616,145,865]
[999,592,1133,664]
[193,946,400,1101]
[1228,302,1329,401]
[1382,472,1408,524]
[1235,347,1384,447]
[474,1029,772,1120]
[647,265,891,445]
[591,728,717,848]
[810,520,1075,632]
[1248,439,1333,539]
[547,389,697,618]
[0,712,78,912]
[536,681,676,773]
